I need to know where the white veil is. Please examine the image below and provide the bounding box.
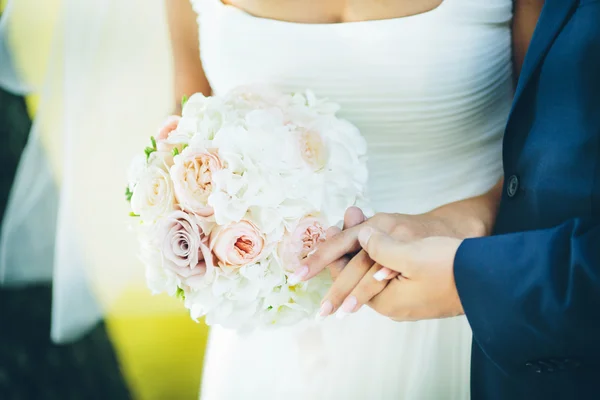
[0,0,175,343]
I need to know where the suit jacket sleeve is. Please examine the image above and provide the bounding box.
[454,218,600,373]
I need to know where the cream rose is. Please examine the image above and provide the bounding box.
[296,127,328,171]
[279,216,327,273]
[210,220,265,269]
[159,210,213,289]
[170,147,222,216]
[130,165,175,222]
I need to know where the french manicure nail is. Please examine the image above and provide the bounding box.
[373,268,389,281]
[358,227,373,247]
[287,266,309,285]
[341,296,358,313]
[315,300,333,321]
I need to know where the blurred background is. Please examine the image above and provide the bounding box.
[0,1,210,398]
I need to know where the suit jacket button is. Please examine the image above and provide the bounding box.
[507,175,520,198]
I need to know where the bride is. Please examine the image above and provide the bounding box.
[166,0,542,398]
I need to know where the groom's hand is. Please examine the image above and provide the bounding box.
[290,209,477,286]
[360,229,465,321]
[298,179,503,287]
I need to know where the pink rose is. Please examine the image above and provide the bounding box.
[210,220,265,269]
[159,210,213,288]
[156,115,181,151]
[170,147,222,216]
[280,216,327,272]
[157,115,181,140]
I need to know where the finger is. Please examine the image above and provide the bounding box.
[372,267,397,281]
[297,226,362,282]
[323,226,347,280]
[325,226,342,239]
[336,263,389,318]
[367,278,409,320]
[326,255,351,281]
[288,215,365,285]
[343,206,366,230]
[324,209,365,281]
[358,228,410,274]
[316,250,373,320]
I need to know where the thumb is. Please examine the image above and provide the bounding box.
[358,227,409,274]
[343,206,366,230]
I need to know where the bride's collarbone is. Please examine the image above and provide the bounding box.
[221,0,445,24]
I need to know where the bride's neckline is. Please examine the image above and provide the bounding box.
[215,0,449,26]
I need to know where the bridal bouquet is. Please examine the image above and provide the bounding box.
[126,86,369,330]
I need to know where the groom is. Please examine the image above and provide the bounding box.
[299,0,600,398]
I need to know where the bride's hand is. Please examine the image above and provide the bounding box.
[294,179,504,319]
[310,210,477,319]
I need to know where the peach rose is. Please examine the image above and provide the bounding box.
[210,220,265,269]
[297,128,327,171]
[159,210,213,288]
[280,216,327,272]
[170,147,222,216]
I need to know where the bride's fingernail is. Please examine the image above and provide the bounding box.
[287,266,309,285]
[373,268,390,282]
[315,301,333,321]
[341,296,358,313]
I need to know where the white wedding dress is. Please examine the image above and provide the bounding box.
[192,0,513,398]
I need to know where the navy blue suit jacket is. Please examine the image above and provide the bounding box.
[454,0,600,398]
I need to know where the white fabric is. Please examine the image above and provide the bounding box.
[0,0,32,95]
[195,0,513,399]
[0,0,175,343]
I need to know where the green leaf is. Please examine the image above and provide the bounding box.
[150,136,157,150]
[181,95,189,110]
[181,144,188,151]
[144,146,156,161]
[125,187,133,202]
[172,147,179,157]
[129,212,140,217]
[176,287,185,300]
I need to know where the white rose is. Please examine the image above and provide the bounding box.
[140,240,179,296]
[130,164,175,222]
[127,154,147,190]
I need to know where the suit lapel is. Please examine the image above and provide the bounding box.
[509,0,578,113]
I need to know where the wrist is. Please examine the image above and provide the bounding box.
[428,208,489,239]
[427,197,497,239]
[429,180,503,238]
